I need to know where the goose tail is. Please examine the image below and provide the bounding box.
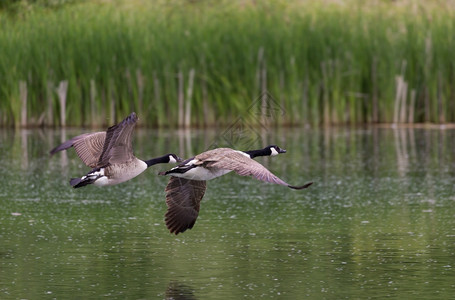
[70,174,101,188]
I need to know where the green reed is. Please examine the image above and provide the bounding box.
[0,0,454,127]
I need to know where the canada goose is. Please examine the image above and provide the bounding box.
[159,145,313,234]
[50,112,182,188]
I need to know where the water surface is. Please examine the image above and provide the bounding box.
[0,127,454,299]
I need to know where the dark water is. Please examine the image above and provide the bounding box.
[0,127,454,299]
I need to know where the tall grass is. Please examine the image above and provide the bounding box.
[0,0,454,127]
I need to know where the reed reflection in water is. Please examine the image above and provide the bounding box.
[0,127,454,299]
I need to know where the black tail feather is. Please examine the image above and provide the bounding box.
[159,165,197,176]
[288,182,313,190]
[70,176,97,188]
[70,178,81,187]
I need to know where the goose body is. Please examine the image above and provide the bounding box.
[165,157,232,181]
[50,112,181,188]
[159,145,313,234]
[162,146,285,181]
[71,158,149,187]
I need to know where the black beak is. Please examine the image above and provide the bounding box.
[175,156,184,162]
[279,148,286,154]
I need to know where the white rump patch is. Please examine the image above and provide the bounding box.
[94,176,109,186]
[185,159,199,166]
[88,168,105,177]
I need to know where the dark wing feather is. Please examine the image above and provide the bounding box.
[165,177,207,235]
[97,112,138,167]
[206,150,312,189]
[50,132,106,168]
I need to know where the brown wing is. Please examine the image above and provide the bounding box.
[164,176,207,235]
[194,148,234,161]
[72,132,106,168]
[205,150,312,190]
[50,132,106,168]
[97,112,138,167]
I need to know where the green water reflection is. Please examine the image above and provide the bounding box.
[0,128,454,299]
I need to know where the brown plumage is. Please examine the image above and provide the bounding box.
[50,112,182,188]
[201,149,310,189]
[50,132,106,168]
[161,147,313,235]
[165,177,207,234]
[97,113,137,167]
[50,113,138,168]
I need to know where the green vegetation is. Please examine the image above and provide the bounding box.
[0,0,454,127]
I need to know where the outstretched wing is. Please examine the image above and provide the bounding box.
[97,112,138,167]
[50,132,106,168]
[165,176,207,235]
[206,150,312,190]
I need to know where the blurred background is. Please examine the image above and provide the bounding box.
[1,0,454,128]
[1,1,455,299]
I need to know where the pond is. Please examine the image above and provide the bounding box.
[0,127,454,299]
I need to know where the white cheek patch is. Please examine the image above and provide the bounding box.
[169,156,177,164]
[270,148,279,156]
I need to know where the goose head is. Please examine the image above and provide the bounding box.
[244,145,287,158]
[168,154,183,164]
[267,145,286,156]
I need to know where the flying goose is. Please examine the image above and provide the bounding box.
[159,145,313,234]
[50,112,182,188]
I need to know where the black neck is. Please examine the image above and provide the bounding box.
[243,148,270,159]
[144,155,169,167]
